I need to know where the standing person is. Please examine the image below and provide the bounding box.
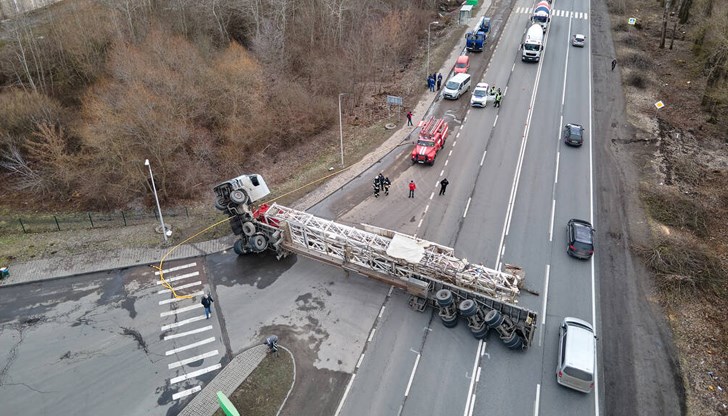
[428,76,435,92]
[377,172,385,187]
[373,177,381,198]
[406,111,413,126]
[437,73,442,90]
[439,178,449,195]
[408,180,416,198]
[494,92,502,108]
[383,177,391,195]
[611,59,617,71]
[201,293,214,319]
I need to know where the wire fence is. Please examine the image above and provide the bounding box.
[0,206,205,234]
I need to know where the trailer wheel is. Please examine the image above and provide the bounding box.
[230,190,248,204]
[435,289,453,307]
[233,239,247,255]
[442,315,459,328]
[484,309,504,329]
[458,299,477,317]
[215,197,227,211]
[502,331,524,350]
[471,325,489,340]
[242,221,257,237]
[249,234,268,252]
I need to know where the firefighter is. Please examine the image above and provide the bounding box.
[383,177,391,195]
[377,173,385,188]
[373,177,381,198]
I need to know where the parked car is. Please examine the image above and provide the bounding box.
[566,219,595,259]
[572,34,586,47]
[443,73,471,100]
[563,123,584,146]
[454,55,470,74]
[470,82,491,107]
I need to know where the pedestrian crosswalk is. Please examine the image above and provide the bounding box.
[154,261,222,402]
[514,7,589,20]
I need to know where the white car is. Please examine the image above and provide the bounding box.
[470,82,490,107]
[572,34,585,47]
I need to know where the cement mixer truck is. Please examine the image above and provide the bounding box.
[532,1,551,33]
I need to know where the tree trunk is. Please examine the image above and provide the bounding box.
[659,0,671,49]
[677,0,691,24]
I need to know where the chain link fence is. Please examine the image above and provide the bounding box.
[0,206,204,234]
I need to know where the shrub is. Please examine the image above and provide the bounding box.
[641,185,709,237]
[626,72,647,89]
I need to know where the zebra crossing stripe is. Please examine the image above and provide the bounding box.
[155,262,197,275]
[172,386,201,400]
[157,281,202,294]
[156,271,199,285]
[165,337,216,355]
[159,291,205,305]
[160,303,202,317]
[170,364,222,384]
[161,315,206,331]
[168,350,219,369]
[164,325,213,340]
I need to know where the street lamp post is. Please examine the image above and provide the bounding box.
[145,159,168,243]
[338,92,347,168]
[427,21,440,79]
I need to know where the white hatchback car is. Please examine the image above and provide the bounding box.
[572,34,585,47]
[470,82,490,107]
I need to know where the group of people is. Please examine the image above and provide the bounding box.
[373,173,391,198]
[489,85,504,108]
[427,73,443,92]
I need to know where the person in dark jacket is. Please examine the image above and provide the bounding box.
[437,73,443,90]
[439,178,449,195]
[201,293,214,319]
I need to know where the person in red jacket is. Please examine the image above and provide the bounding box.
[408,180,416,198]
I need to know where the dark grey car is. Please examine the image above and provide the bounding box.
[567,219,594,259]
[563,123,584,146]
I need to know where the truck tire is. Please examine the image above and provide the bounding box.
[435,289,453,307]
[458,299,477,317]
[471,325,489,340]
[484,309,504,329]
[242,221,256,237]
[249,234,268,252]
[230,190,247,204]
[233,239,247,255]
[229,218,243,235]
[441,315,459,328]
[215,197,227,211]
[502,331,524,350]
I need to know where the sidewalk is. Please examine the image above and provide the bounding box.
[0,3,490,415]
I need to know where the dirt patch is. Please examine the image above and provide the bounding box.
[213,351,294,416]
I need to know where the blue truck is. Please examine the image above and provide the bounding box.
[465,17,491,52]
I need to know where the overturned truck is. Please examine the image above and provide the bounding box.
[214,174,538,350]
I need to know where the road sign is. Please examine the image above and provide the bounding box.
[655,100,665,109]
[628,18,637,25]
[387,95,403,106]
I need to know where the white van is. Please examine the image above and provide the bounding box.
[556,317,596,393]
[443,73,471,100]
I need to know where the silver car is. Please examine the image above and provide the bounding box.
[572,34,585,47]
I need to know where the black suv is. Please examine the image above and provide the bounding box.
[567,219,594,259]
[563,123,584,146]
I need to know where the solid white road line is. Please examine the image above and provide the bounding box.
[157,281,202,294]
[161,315,207,332]
[170,363,221,384]
[159,291,204,305]
[334,374,356,416]
[164,325,213,340]
[463,197,472,218]
[588,1,599,413]
[156,271,199,285]
[168,350,219,369]
[463,340,483,416]
[155,262,196,275]
[404,353,421,397]
[165,337,215,356]
[160,303,202,317]
[480,150,487,166]
[534,384,541,416]
[172,386,201,400]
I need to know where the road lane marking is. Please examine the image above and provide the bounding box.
[424,205,429,213]
[542,265,550,326]
[549,199,556,241]
[493,115,498,127]
[449,150,453,156]
[554,152,560,183]
[378,306,385,318]
[165,337,215,356]
[445,159,449,166]
[404,353,421,397]
[504,86,508,95]
[429,192,435,200]
[170,363,221,384]
[164,325,213,340]
[463,340,484,416]
[467,395,477,416]
[156,271,199,285]
[534,384,541,416]
[160,303,202,317]
[334,374,356,416]
[168,350,219,369]
[476,366,481,383]
[368,328,376,342]
[172,386,201,400]
[440,169,445,176]
[161,315,207,331]
[452,140,457,147]
[480,150,487,166]
[158,281,202,294]
[463,197,472,218]
[356,354,365,369]
[159,291,204,305]
[417,218,423,228]
[154,262,197,275]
